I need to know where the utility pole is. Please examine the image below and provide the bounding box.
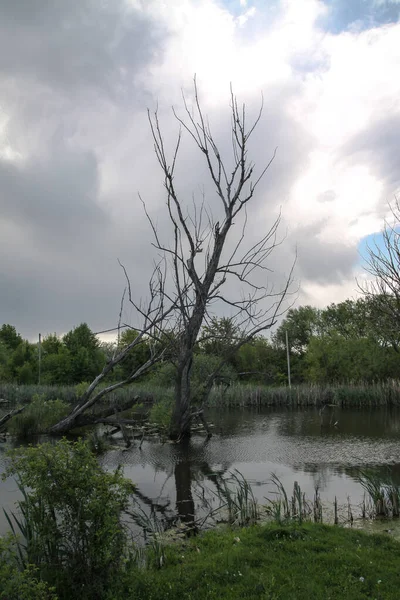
[38,333,42,385]
[285,329,291,389]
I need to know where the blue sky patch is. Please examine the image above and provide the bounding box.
[318,0,400,34]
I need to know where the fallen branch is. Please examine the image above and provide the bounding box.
[0,406,25,431]
[55,396,142,430]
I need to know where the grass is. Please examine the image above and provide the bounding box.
[0,383,77,405]
[128,522,400,599]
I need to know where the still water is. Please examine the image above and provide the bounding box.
[1,406,400,535]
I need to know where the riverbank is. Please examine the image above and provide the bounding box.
[2,521,400,599]
[124,523,400,599]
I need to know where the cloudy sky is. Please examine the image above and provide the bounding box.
[0,0,399,341]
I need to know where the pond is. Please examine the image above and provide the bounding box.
[1,405,400,537]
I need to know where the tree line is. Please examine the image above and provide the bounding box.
[1,294,399,389]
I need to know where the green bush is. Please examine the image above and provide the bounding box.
[7,395,70,439]
[0,535,57,600]
[4,438,135,600]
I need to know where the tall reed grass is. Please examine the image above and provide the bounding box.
[208,381,400,407]
[2,380,400,413]
[357,470,400,518]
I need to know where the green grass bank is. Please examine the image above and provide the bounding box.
[130,523,400,599]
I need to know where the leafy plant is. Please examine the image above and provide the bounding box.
[0,534,57,600]
[4,438,134,600]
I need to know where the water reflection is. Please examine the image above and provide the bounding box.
[2,406,400,535]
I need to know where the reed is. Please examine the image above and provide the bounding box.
[3,380,400,412]
[208,380,400,408]
[212,470,259,527]
[267,475,313,524]
[356,469,400,519]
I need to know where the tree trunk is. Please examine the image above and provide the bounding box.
[49,395,140,433]
[0,406,26,431]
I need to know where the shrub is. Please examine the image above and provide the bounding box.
[4,438,135,600]
[0,534,57,600]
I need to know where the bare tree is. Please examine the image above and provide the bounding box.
[358,198,400,352]
[50,263,174,433]
[49,79,293,439]
[146,78,294,439]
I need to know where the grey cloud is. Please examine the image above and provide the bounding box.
[295,222,358,284]
[0,144,105,244]
[0,0,165,100]
[341,114,400,200]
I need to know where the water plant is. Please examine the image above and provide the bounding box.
[213,470,259,526]
[266,474,317,524]
[6,394,70,439]
[356,469,400,519]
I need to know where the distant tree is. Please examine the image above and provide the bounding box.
[306,335,397,383]
[0,324,23,351]
[234,337,286,384]
[41,347,72,385]
[42,333,62,355]
[274,306,321,354]
[199,317,240,365]
[6,340,37,384]
[62,323,105,383]
[116,328,152,381]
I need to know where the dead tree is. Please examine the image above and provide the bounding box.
[358,198,400,351]
[146,78,294,440]
[50,263,174,434]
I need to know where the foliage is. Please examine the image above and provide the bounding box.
[274,305,321,353]
[4,438,134,600]
[7,395,70,439]
[148,390,175,432]
[306,335,400,383]
[116,328,152,380]
[62,323,105,383]
[0,324,23,351]
[150,354,237,390]
[199,317,240,360]
[0,535,57,600]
